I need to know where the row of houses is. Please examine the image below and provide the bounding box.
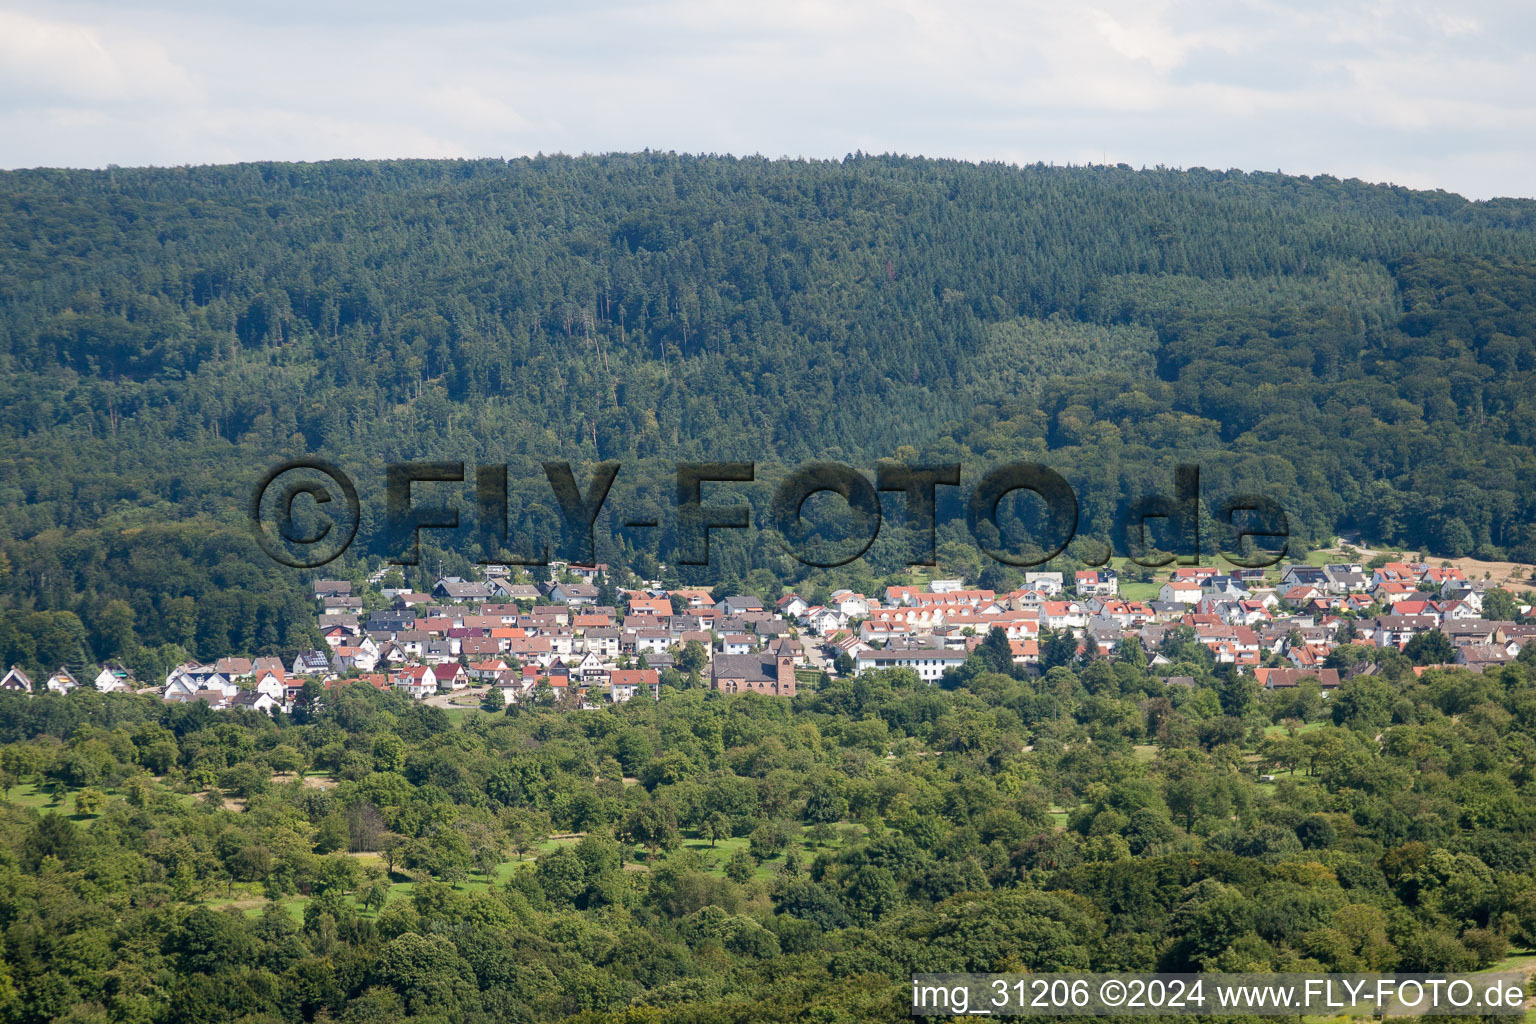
[9,558,1524,715]
[303,576,803,707]
[0,662,138,696]
[796,560,1530,687]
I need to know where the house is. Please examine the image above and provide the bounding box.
[608,669,661,702]
[1322,567,1369,594]
[582,629,621,658]
[1372,563,1417,587]
[1041,601,1088,631]
[45,667,81,694]
[1074,570,1119,597]
[861,618,915,643]
[776,594,810,619]
[1008,639,1040,665]
[1005,588,1052,613]
[433,578,494,601]
[291,651,331,675]
[1422,566,1466,587]
[1159,580,1203,605]
[165,666,238,700]
[628,596,673,618]
[711,652,797,696]
[394,630,430,658]
[421,640,456,663]
[1372,614,1441,647]
[633,630,672,656]
[1024,571,1065,594]
[829,590,872,617]
[212,657,253,678]
[1254,667,1341,690]
[93,662,136,693]
[717,595,765,617]
[320,594,363,615]
[162,669,202,701]
[547,583,599,605]
[1283,585,1324,605]
[469,659,511,681]
[367,611,416,633]
[230,690,281,714]
[1371,581,1420,605]
[252,670,288,700]
[1280,566,1330,590]
[1457,645,1514,668]
[330,645,379,673]
[1202,576,1250,600]
[1443,587,1484,614]
[391,666,438,699]
[720,634,755,656]
[854,644,968,682]
[490,582,542,601]
[1441,599,1482,622]
[800,606,848,636]
[572,651,609,680]
[912,589,997,613]
[1,665,33,692]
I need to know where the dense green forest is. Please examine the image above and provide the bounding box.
[5,154,1536,666]
[0,644,1533,1023]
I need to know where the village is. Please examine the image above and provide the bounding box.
[3,553,1533,714]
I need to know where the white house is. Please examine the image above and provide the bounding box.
[391,666,438,699]
[720,634,754,656]
[231,690,281,714]
[1024,572,1064,595]
[1040,601,1088,631]
[1159,581,1203,605]
[93,663,135,693]
[800,606,849,635]
[830,590,872,618]
[854,646,968,682]
[776,594,811,619]
[45,667,81,694]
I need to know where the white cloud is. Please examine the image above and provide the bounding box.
[0,9,196,104]
[0,0,1531,198]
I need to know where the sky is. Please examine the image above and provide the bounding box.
[1,0,1533,200]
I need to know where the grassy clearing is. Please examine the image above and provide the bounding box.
[1264,720,1327,738]
[1117,581,1161,601]
[1483,951,1536,975]
[3,782,111,822]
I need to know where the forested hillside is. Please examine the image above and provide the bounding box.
[4,154,1536,663]
[4,155,1536,1024]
